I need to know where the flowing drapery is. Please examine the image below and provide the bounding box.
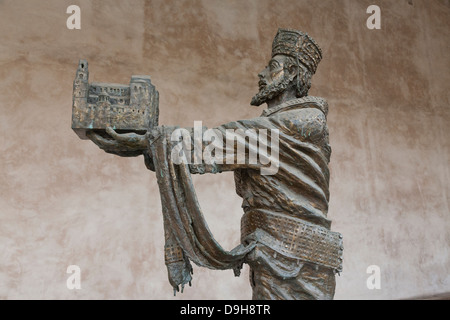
[150,126,255,276]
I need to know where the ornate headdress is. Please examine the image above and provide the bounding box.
[272,28,322,74]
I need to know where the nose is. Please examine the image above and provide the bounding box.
[258,68,267,79]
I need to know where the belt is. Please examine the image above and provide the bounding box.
[241,210,343,273]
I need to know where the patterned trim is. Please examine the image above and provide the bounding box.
[164,244,185,264]
[241,210,343,272]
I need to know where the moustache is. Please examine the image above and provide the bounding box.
[258,80,267,90]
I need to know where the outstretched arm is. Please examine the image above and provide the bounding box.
[88,115,281,175]
[183,116,280,175]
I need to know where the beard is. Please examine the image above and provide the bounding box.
[250,72,292,106]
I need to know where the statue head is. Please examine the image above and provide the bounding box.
[251,29,322,107]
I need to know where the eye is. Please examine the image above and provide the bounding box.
[270,61,280,71]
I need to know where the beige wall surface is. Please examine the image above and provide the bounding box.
[0,0,449,300]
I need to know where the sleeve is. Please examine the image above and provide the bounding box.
[159,108,326,175]
[169,116,281,174]
[273,108,327,142]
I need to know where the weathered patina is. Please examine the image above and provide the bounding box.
[73,28,343,300]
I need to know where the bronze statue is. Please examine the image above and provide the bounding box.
[72,28,343,300]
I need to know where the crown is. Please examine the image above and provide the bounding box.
[272,28,323,74]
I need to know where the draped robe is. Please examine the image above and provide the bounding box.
[147,96,341,298]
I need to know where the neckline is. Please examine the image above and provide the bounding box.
[261,96,328,117]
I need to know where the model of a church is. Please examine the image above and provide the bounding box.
[72,60,159,140]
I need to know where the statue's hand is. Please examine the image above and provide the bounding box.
[86,126,147,157]
[166,259,193,296]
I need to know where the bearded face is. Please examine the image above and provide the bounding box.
[251,54,295,107]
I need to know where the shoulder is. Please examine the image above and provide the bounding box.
[269,107,327,141]
[272,107,326,128]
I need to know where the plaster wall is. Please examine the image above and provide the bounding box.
[0,0,448,299]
